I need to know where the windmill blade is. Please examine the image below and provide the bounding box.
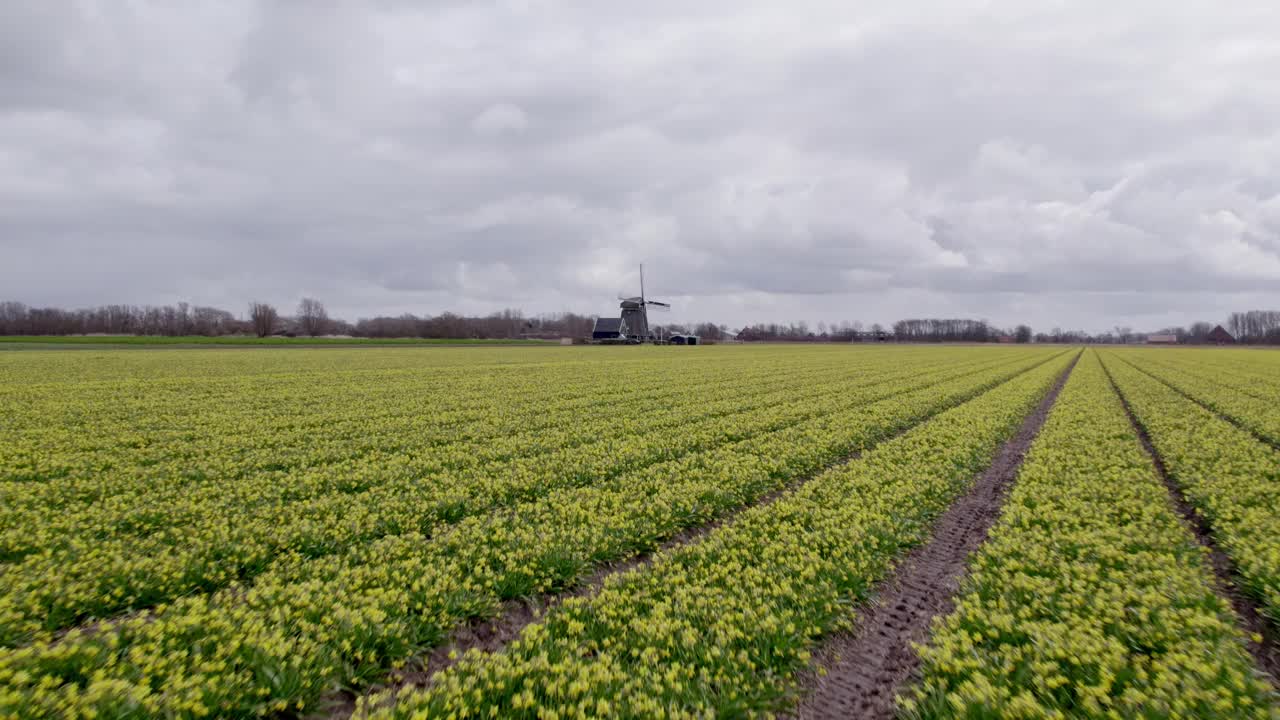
[646,300,671,307]
[647,302,671,312]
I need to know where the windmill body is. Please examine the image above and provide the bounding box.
[590,265,671,344]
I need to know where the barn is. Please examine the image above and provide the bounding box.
[1146,334,1178,345]
[1208,325,1235,344]
[591,317,627,341]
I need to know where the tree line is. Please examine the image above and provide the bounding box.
[735,320,881,342]
[3,298,1278,344]
[1226,310,1280,344]
[0,301,245,337]
[353,309,597,340]
[0,300,615,340]
[0,299,347,338]
[891,318,1024,343]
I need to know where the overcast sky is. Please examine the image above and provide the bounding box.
[3,1,1279,332]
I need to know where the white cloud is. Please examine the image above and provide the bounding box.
[472,103,529,136]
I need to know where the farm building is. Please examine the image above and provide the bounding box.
[1146,334,1178,344]
[1208,325,1235,344]
[669,334,699,345]
[591,317,627,341]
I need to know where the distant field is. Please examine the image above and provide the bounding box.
[0,334,554,348]
[1,344,1277,718]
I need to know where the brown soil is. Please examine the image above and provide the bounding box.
[1102,357,1280,683]
[790,351,1079,720]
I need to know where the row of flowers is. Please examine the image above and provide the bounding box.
[905,350,1273,718]
[1103,353,1280,631]
[1109,348,1280,448]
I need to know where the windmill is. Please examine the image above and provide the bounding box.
[591,264,671,343]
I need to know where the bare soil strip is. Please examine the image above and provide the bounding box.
[790,351,1079,720]
[1102,358,1280,682]
[1116,355,1280,452]
[316,353,1072,719]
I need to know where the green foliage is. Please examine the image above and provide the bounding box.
[361,353,1075,719]
[907,350,1276,719]
[1104,350,1280,630]
[0,346,1062,717]
[1109,347,1280,447]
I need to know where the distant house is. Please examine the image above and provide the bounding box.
[997,335,1015,343]
[1208,325,1235,345]
[1147,334,1178,344]
[591,317,626,341]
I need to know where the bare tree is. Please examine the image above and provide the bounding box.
[249,302,279,338]
[296,297,329,337]
[891,318,995,342]
[0,301,28,335]
[1228,310,1280,344]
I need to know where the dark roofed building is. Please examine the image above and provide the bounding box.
[1208,325,1235,344]
[591,317,626,340]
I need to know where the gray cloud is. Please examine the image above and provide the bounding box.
[2,0,1279,332]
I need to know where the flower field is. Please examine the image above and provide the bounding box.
[907,351,1273,718]
[1101,352,1280,632]
[0,344,1278,718]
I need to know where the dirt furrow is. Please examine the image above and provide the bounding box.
[790,351,1079,720]
[1101,354,1280,682]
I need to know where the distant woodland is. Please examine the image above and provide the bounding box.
[1,300,1278,344]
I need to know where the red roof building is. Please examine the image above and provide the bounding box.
[1208,325,1235,344]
